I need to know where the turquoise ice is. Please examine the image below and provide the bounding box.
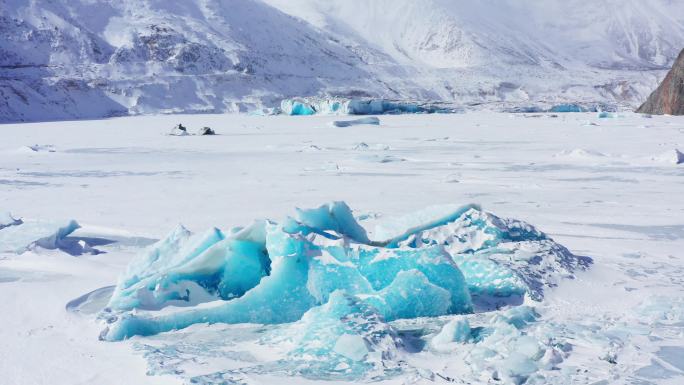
[102,201,587,341]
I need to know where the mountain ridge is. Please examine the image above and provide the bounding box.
[2,0,684,122]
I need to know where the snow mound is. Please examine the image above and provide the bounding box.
[651,149,684,165]
[0,217,80,253]
[553,148,608,161]
[101,202,586,341]
[16,144,57,153]
[330,117,380,127]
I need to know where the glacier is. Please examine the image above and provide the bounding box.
[280,97,459,116]
[101,201,588,342]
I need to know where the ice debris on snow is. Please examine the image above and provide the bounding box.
[280,97,459,116]
[330,116,380,127]
[101,202,587,342]
[598,111,620,119]
[17,144,57,153]
[0,217,80,253]
[0,212,23,230]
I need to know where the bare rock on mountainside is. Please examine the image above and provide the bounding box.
[637,49,684,115]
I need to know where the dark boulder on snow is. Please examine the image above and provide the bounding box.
[197,126,216,135]
[637,48,684,115]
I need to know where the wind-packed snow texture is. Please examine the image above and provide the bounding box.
[3,0,684,122]
[102,202,586,341]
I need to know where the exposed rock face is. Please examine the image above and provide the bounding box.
[637,49,684,115]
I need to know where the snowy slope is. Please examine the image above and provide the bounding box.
[0,0,406,122]
[2,0,684,122]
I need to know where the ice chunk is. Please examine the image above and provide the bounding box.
[107,223,271,311]
[102,201,581,341]
[280,98,319,115]
[549,104,585,113]
[290,201,370,244]
[431,316,472,349]
[330,117,380,127]
[0,219,80,253]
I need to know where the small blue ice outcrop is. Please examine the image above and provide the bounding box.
[0,214,80,254]
[102,202,587,341]
[330,117,380,127]
[598,111,620,118]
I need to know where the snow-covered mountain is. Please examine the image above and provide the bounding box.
[2,0,684,122]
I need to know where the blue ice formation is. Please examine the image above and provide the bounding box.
[102,202,587,341]
[374,205,587,302]
[549,104,587,113]
[331,117,380,127]
[598,111,620,118]
[107,223,271,311]
[280,97,458,116]
[0,216,80,253]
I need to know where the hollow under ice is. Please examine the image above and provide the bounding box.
[0,213,80,253]
[101,202,588,342]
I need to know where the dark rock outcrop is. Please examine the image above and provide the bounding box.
[637,49,684,115]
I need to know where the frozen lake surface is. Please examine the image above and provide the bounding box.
[1,112,683,384]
